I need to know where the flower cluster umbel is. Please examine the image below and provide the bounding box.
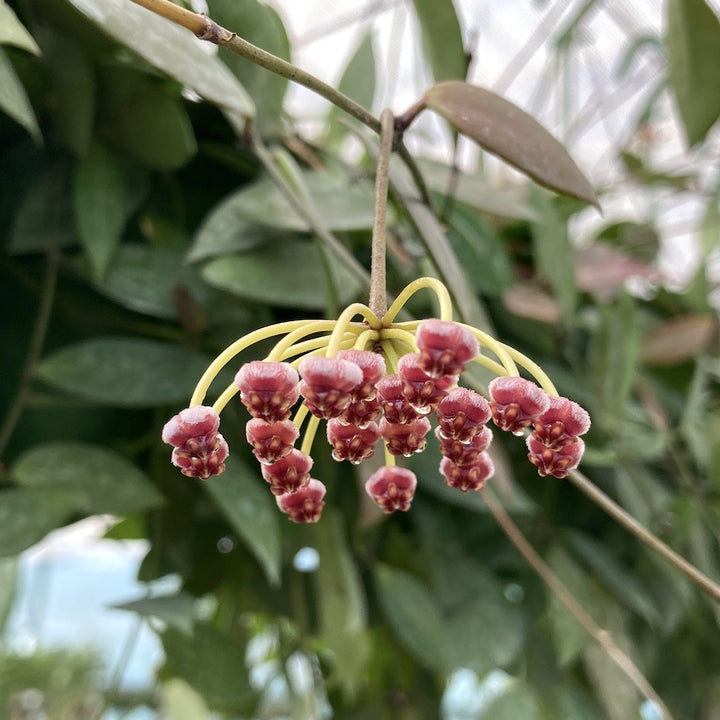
[162,278,589,523]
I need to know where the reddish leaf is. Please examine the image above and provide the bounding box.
[503,284,561,325]
[423,81,599,208]
[642,315,718,366]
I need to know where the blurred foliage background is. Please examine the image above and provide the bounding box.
[1,0,719,718]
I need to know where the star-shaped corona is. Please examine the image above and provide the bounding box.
[163,278,590,523]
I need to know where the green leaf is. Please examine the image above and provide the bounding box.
[8,164,75,254]
[201,238,362,310]
[478,680,541,720]
[411,0,466,81]
[0,0,40,54]
[66,0,254,130]
[545,545,602,666]
[0,487,85,556]
[80,244,210,319]
[567,531,661,627]
[530,188,578,321]
[74,142,134,278]
[204,172,379,233]
[161,624,256,711]
[113,592,197,635]
[37,337,212,407]
[100,67,196,171]
[0,46,40,141]
[375,565,446,673]
[424,81,598,207]
[310,511,369,695]
[666,0,720,146]
[327,32,375,143]
[0,556,18,632]
[41,32,95,155]
[203,461,281,587]
[207,0,288,134]
[12,441,163,515]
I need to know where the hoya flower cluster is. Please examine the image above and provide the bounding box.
[162,279,590,523]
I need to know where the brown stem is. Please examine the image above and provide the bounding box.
[369,109,395,318]
[482,488,674,720]
[566,468,720,603]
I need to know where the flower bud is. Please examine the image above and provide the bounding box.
[235,361,300,422]
[436,387,491,443]
[376,375,419,424]
[261,449,313,495]
[436,425,492,466]
[398,354,457,415]
[380,416,432,457]
[276,479,326,523]
[171,433,229,480]
[526,435,585,478]
[488,377,550,435]
[246,418,299,464]
[299,355,364,419]
[416,319,478,377]
[326,419,380,464]
[365,466,417,513]
[533,396,591,448]
[440,453,494,492]
[162,406,220,446]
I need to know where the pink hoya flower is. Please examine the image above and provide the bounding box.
[436,387,491,443]
[376,374,420,424]
[261,449,313,495]
[162,405,220,446]
[415,319,479,377]
[488,376,550,435]
[298,355,364,419]
[235,361,300,422]
[435,425,493,466]
[337,349,385,400]
[380,416,432,457]
[365,466,417,513]
[326,419,380,464]
[276,479,326,523]
[527,436,585,479]
[440,454,494,492]
[533,396,591,448]
[398,354,458,415]
[246,418,299,464]
[171,434,229,480]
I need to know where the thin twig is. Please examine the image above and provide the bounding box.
[369,109,395,318]
[482,488,674,720]
[0,250,59,463]
[566,468,720,604]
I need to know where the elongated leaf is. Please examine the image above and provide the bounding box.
[113,592,197,634]
[641,314,717,366]
[424,81,598,207]
[65,0,254,130]
[201,238,362,310]
[311,511,370,695]
[161,624,256,710]
[666,0,720,146]
[0,46,40,141]
[37,337,212,407]
[412,0,466,81]
[0,0,40,54]
[207,0,288,134]
[0,487,85,556]
[0,556,17,632]
[478,681,541,720]
[81,244,210,319]
[203,461,281,587]
[12,441,163,515]
[375,565,446,673]
[74,142,133,278]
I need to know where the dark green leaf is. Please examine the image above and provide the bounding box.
[424,81,598,207]
[530,188,578,321]
[74,142,134,277]
[100,68,196,171]
[80,244,210,319]
[113,592,197,635]
[666,0,720,146]
[37,337,212,407]
[201,238,362,310]
[8,164,75,253]
[0,46,40,141]
[207,0,288,134]
[411,0,466,81]
[204,172,378,232]
[203,460,281,587]
[12,441,163,515]
[327,32,375,143]
[375,565,446,673]
[0,488,84,556]
[567,531,661,627]
[310,511,369,695]
[0,556,18,632]
[66,0,254,130]
[0,0,40,54]
[161,624,256,711]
